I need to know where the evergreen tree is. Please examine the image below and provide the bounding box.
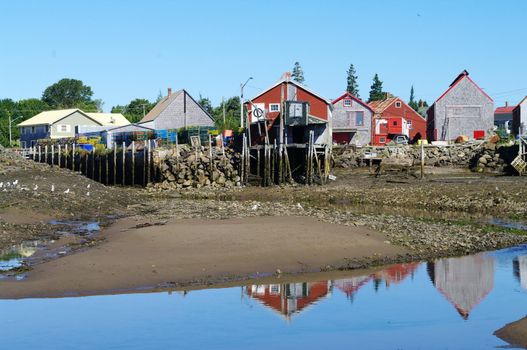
[291,61,305,84]
[368,74,385,102]
[346,64,359,97]
[408,85,418,111]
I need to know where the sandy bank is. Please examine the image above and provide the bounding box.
[0,215,404,299]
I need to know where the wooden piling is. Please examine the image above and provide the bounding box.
[51,144,54,167]
[130,141,136,186]
[208,135,213,182]
[420,141,425,180]
[72,143,76,172]
[122,142,126,186]
[38,146,42,163]
[113,142,117,185]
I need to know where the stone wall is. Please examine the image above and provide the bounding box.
[334,140,518,173]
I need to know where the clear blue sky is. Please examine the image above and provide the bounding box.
[1,0,526,112]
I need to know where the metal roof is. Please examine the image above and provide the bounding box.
[18,109,80,126]
[86,113,130,126]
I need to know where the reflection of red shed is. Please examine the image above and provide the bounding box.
[373,262,420,289]
[369,95,426,145]
[246,281,330,319]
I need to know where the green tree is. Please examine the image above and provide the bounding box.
[368,74,385,102]
[42,78,95,109]
[291,61,305,84]
[0,99,17,146]
[408,85,418,111]
[346,64,360,97]
[212,96,240,131]
[111,98,154,123]
[197,95,213,115]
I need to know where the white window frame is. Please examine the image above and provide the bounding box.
[407,120,413,129]
[395,101,402,108]
[343,99,352,107]
[269,103,280,113]
[57,124,71,133]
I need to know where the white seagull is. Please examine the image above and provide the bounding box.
[64,188,70,194]
[51,184,55,192]
[12,180,18,186]
[87,184,91,189]
[33,184,38,191]
[86,191,90,196]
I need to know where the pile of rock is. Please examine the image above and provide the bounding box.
[153,145,242,189]
[333,140,516,173]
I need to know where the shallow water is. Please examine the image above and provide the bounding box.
[2,246,527,349]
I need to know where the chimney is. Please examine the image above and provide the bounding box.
[505,101,509,107]
[167,88,172,96]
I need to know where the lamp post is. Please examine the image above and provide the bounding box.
[9,115,22,147]
[240,77,253,129]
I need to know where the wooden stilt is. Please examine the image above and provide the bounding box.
[51,144,54,167]
[122,142,126,186]
[113,142,117,185]
[131,141,136,186]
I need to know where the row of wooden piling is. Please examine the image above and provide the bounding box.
[28,141,155,186]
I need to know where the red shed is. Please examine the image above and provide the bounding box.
[369,95,426,146]
[245,73,332,146]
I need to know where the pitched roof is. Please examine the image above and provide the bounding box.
[332,92,374,113]
[18,109,86,126]
[514,96,527,112]
[368,96,400,113]
[86,113,130,126]
[140,89,213,123]
[249,74,332,105]
[494,106,516,114]
[433,70,493,105]
[141,90,184,123]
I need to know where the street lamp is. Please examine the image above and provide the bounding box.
[240,77,253,129]
[9,115,22,147]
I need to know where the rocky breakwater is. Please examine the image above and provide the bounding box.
[334,139,516,173]
[153,145,242,189]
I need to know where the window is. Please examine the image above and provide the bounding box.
[380,137,386,143]
[346,111,354,126]
[408,120,413,129]
[395,101,402,108]
[58,124,70,133]
[393,120,398,126]
[269,103,280,112]
[343,99,352,107]
[31,126,35,133]
[355,111,364,126]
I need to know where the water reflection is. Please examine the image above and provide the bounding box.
[427,253,495,320]
[3,246,527,349]
[245,281,331,320]
[0,241,39,271]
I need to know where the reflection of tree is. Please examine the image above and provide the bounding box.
[427,253,494,320]
[245,281,331,320]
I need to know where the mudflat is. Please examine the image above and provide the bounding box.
[0,215,404,299]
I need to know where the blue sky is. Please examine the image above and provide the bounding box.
[1,0,526,112]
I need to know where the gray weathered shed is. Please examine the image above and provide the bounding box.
[427,70,494,141]
[139,88,214,130]
[331,92,373,145]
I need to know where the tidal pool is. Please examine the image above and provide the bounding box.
[2,245,527,349]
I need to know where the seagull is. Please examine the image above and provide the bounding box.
[86,191,90,196]
[51,184,55,192]
[64,188,70,194]
[6,182,10,188]
[12,180,18,186]
[33,184,38,191]
[296,203,304,210]
[0,182,3,188]
[87,184,91,189]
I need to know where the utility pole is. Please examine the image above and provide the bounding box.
[9,114,22,147]
[240,77,253,129]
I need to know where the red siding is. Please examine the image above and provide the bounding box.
[296,88,328,120]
